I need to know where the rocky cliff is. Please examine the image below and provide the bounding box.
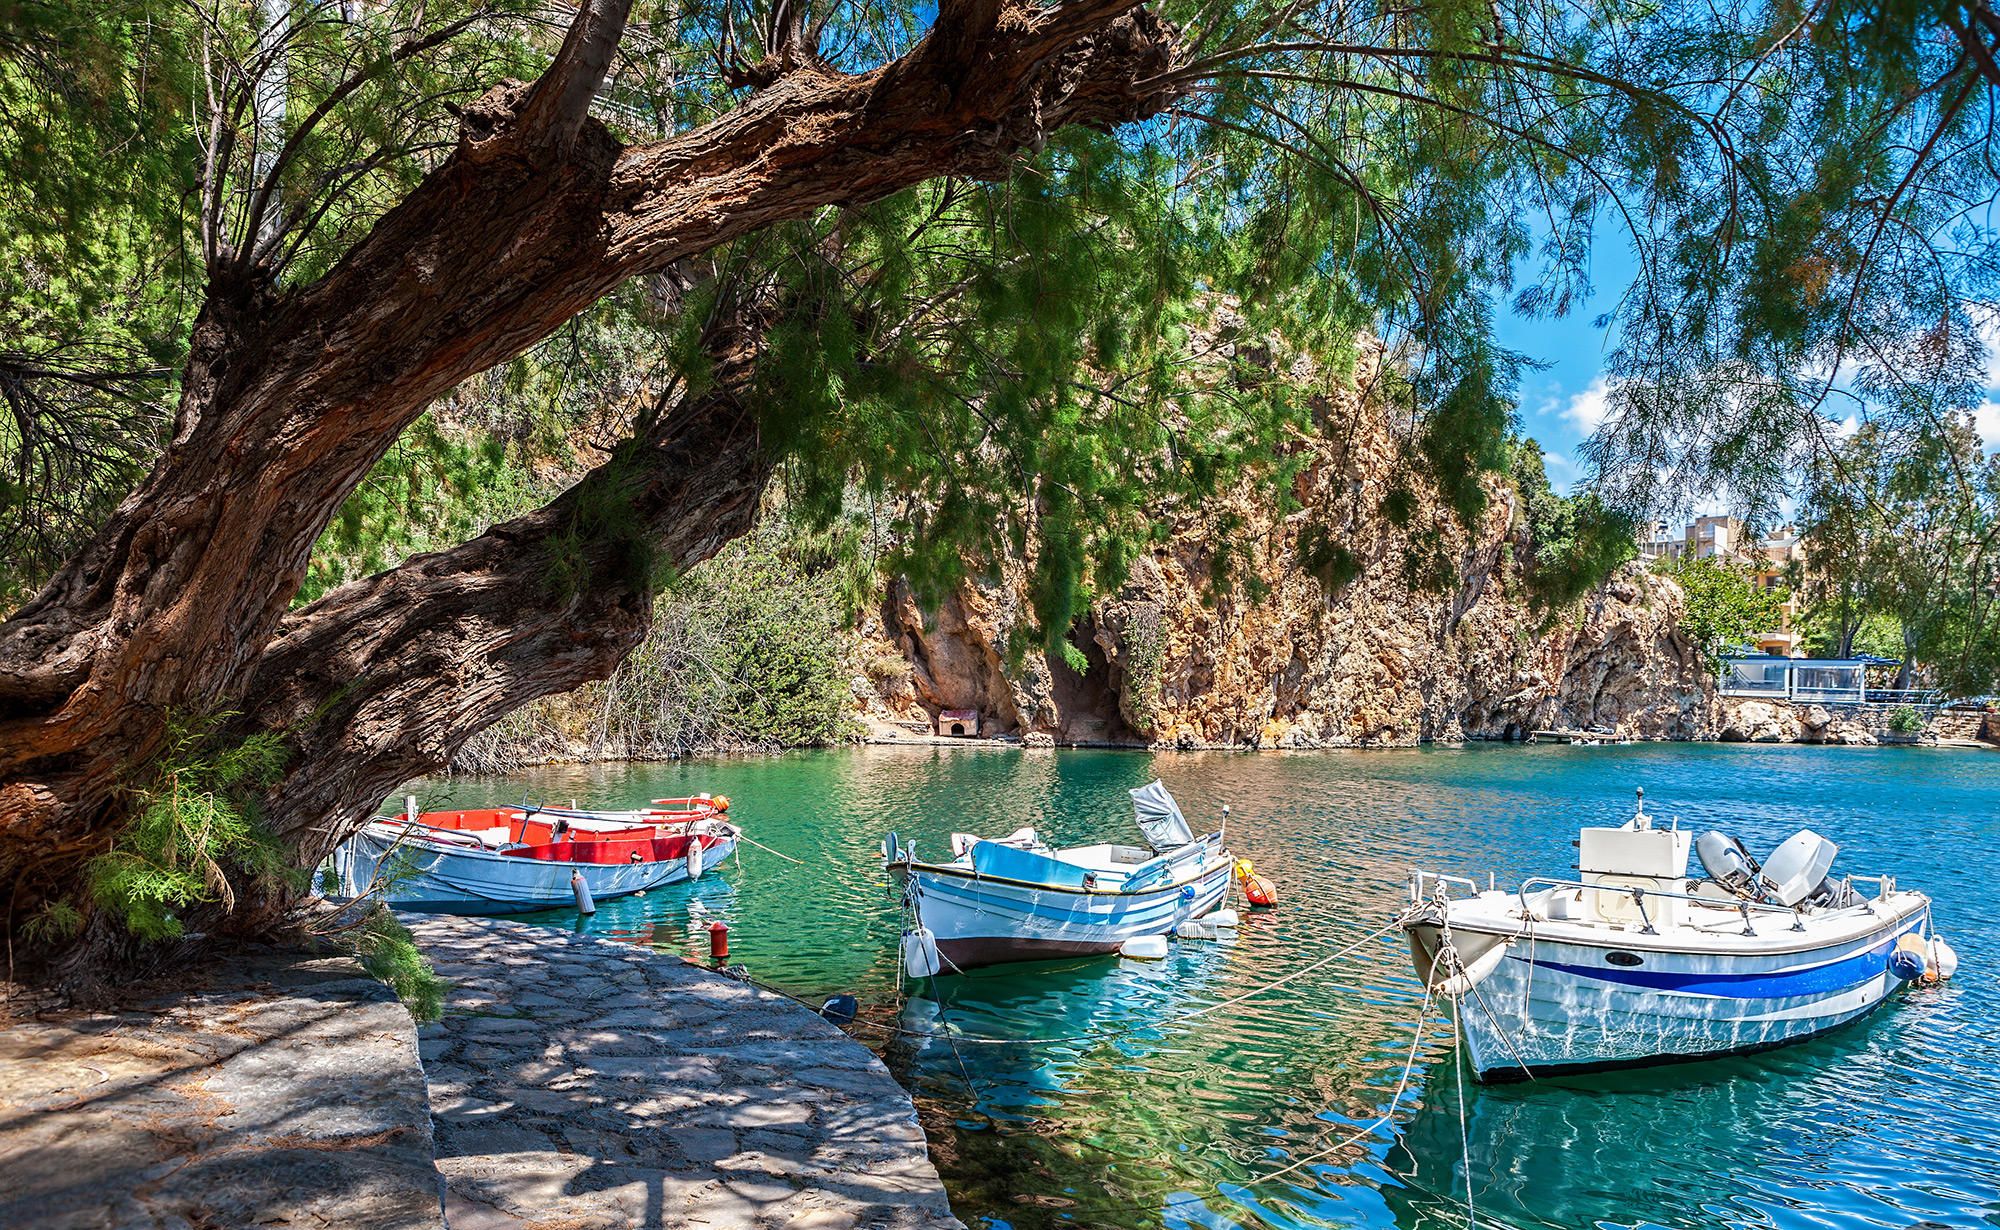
[848,345,1717,749]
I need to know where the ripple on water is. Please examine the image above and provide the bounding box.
[420,743,2000,1229]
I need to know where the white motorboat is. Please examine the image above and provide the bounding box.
[1404,789,1951,1081]
[886,780,1236,975]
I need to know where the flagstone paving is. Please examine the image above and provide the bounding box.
[0,949,443,1230]
[405,914,961,1230]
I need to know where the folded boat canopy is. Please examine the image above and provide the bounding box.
[1130,780,1193,851]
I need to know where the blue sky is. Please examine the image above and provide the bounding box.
[1490,233,2000,500]
[1492,234,1639,495]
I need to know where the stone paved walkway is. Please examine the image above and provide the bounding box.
[406,915,961,1230]
[0,949,442,1230]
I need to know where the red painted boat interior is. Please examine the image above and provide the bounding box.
[502,833,703,864]
[394,806,717,859]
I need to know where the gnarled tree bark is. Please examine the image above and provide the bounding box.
[0,0,1183,966]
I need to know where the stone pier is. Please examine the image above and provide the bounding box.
[1,919,958,1230]
[406,914,961,1230]
[0,950,444,1230]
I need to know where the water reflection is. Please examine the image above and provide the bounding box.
[420,744,2000,1230]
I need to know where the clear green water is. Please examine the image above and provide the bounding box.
[417,743,2000,1228]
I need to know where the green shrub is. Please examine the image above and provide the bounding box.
[347,909,447,1022]
[1889,705,1925,735]
[87,716,292,941]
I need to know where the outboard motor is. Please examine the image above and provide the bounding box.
[1696,831,1761,897]
[1759,829,1839,907]
[1807,876,1862,910]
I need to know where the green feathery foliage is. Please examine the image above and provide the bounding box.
[1511,439,1638,614]
[1656,555,1790,670]
[348,909,447,1022]
[88,716,292,941]
[1794,415,2000,693]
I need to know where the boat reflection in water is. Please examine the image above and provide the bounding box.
[1382,991,1996,1229]
[891,947,1230,1120]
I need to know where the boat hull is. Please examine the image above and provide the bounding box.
[330,829,736,915]
[1408,901,1930,1081]
[903,856,1234,972]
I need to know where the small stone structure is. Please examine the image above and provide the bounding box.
[936,708,979,737]
[0,950,442,1230]
[406,914,961,1230]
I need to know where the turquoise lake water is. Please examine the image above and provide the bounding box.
[416,743,2000,1228]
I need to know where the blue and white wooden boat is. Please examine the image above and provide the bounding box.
[887,780,1236,974]
[329,800,738,915]
[1404,790,1944,1081]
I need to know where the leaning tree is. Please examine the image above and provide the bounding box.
[5,0,2000,979]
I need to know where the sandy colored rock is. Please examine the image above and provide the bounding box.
[849,336,1713,749]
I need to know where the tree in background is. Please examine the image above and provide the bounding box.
[1657,555,1789,667]
[1796,417,2000,692]
[10,0,2000,980]
[1509,439,1636,615]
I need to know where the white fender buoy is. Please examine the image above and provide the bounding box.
[1931,936,1959,980]
[902,927,941,979]
[686,837,704,882]
[1120,935,1170,960]
[571,871,596,915]
[1435,940,1507,996]
[1206,909,1240,929]
[1175,920,1217,940]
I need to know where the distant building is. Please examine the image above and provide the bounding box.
[1748,524,1805,655]
[1637,519,1685,562]
[937,709,979,738]
[1686,514,1746,560]
[1641,516,1807,655]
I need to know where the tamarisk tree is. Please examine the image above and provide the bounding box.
[5,0,2000,978]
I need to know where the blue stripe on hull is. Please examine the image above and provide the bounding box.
[910,861,1233,969]
[332,835,733,915]
[1522,924,1919,999]
[1427,905,1929,1079]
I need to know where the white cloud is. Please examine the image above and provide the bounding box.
[1831,414,1860,441]
[1561,375,1612,433]
[1977,307,2000,386]
[1975,400,2000,453]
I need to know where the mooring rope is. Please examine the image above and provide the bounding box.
[1031,930,1455,1221]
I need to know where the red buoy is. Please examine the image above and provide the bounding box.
[1243,875,1279,908]
[708,921,730,961]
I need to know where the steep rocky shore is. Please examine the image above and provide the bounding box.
[850,350,1714,750]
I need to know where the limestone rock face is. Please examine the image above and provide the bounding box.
[1718,699,1806,743]
[847,343,1715,748]
[1725,697,1880,745]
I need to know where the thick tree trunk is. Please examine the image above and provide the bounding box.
[0,0,1183,958]
[242,305,776,874]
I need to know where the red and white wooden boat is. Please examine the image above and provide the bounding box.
[328,796,739,914]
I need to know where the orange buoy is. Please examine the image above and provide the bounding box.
[1234,857,1278,908]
